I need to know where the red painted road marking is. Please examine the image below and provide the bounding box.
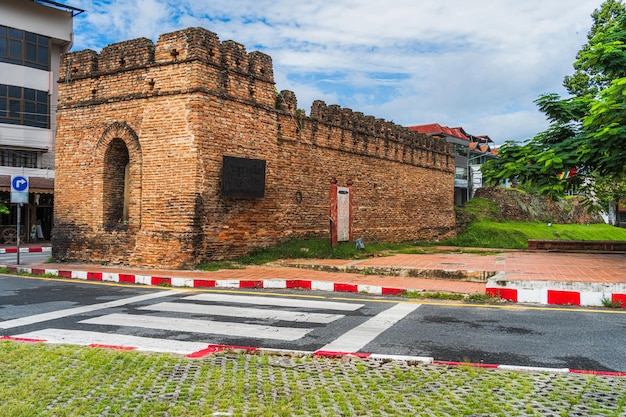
[547,290,581,306]
[89,344,136,351]
[286,280,312,289]
[1,335,46,343]
[151,277,171,286]
[87,272,103,281]
[487,287,518,302]
[334,283,358,292]
[434,360,499,369]
[240,280,263,289]
[188,344,258,358]
[314,350,371,358]
[193,279,216,288]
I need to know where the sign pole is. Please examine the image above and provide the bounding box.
[16,203,21,265]
[10,175,29,266]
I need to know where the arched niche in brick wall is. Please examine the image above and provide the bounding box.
[95,122,143,231]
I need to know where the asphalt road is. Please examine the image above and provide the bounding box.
[1,274,624,372]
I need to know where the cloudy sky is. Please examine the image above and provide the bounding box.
[67,0,606,144]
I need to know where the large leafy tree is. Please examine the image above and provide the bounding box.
[482,0,626,207]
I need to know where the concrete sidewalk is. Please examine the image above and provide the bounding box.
[2,244,626,307]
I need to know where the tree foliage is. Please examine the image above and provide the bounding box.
[482,0,626,206]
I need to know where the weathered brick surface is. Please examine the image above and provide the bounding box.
[53,27,455,268]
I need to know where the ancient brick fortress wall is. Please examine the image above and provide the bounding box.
[52,27,455,269]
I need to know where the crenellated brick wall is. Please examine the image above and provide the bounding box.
[53,27,455,268]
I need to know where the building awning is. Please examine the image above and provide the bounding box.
[34,0,85,17]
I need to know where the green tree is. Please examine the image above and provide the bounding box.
[563,0,626,97]
[482,0,626,206]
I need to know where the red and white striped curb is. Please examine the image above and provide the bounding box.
[4,256,625,308]
[486,275,626,308]
[2,336,624,377]
[0,246,52,254]
[2,265,409,296]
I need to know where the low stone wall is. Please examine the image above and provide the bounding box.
[527,239,626,252]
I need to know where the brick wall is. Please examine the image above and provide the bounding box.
[53,27,455,268]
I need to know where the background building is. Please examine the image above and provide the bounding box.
[0,0,82,243]
[409,124,497,206]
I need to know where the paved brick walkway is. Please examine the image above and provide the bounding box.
[8,247,626,293]
[4,245,626,304]
[348,251,626,284]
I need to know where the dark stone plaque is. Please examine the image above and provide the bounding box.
[221,155,266,198]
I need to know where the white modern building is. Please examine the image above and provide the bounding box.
[0,0,82,243]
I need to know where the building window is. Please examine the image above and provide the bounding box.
[0,84,49,128]
[454,166,467,180]
[0,25,50,71]
[0,149,37,168]
[454,143,468,157]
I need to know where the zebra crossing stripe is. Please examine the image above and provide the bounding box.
[0,291,179,330]
[80,313,313,341]
[317,303,421,353]
[11,328,210,355]
[184,293,363,311]
[139,302,344,324]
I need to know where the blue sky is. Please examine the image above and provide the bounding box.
[67,0,605,144]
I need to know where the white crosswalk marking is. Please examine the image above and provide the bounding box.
[80,313,312,341]
[0,291,179,330]
[6,292,417,355]
[140,302,344,323]
[184,293,363,311]
[319,303,421,353]
[12,328,209,355]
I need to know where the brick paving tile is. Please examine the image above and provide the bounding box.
[351,251,626,284]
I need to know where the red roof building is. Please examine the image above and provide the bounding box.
[408,123,498,206]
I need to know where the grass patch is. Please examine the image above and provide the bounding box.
[194,260,242,271]
[0,267,58,279]
[461,197,502,221]
[226,239,413,266]
[403,290,466,301]
[402,290,507,304]
[397,246,502,256]
[195,221,626,269]
[441,222,626,250]
[601,296,623,309]
[466,292,507,304]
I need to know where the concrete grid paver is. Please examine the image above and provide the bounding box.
[34,351,626,416]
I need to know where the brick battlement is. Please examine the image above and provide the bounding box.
[275,95,453,172]
[60,27,273,82]
[59,27,452,173]
[310,99,450,156]
[59,27,276,108]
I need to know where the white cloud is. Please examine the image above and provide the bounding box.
[69,0,606,144]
